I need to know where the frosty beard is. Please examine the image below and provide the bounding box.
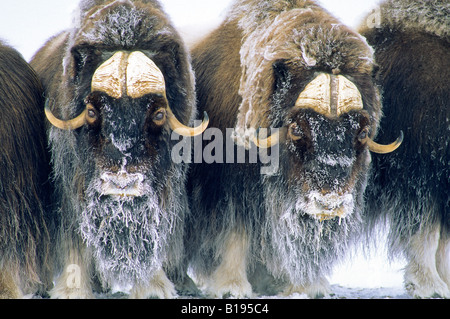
[261,177,364,286]
[79,174,176,287]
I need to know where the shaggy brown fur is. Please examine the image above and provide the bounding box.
[360,0,449,298]
[0,42,52,298]
[31,0,198,298]
[227,0,379,143]
[187,0,382,298]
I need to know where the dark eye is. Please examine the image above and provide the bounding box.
[87,109,96,118]
[288,122,303,141]
[152,108,167,125]
[85,103,99,124]
[154,112,165,121]
[358,127,369,142]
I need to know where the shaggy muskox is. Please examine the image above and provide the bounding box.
[360,0,449,298]
[187,0,402,298]
[0,42,52,298]
[31,0,207,298]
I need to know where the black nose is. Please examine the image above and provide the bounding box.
[305,159,353,193]
[103,139,126,164]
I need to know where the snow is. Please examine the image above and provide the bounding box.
[328,244,409,299]
[1,0,416,299]
[254,228,410,299]
[91,235,412,299]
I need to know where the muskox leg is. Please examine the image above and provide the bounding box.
[207,230,252,298]
[436,226,450,292]
[50,238,94,299]
[404,223,450,298]
[0,270,22,299]
[130,269,177,299]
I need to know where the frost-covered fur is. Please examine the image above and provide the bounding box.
[189,0,381,298]
[360,0,449,298]
[31,0,196,298]
[261,169,366,288]
[187,172,263,298]
[375,0,449,38]
[226,0,375,145]
[80,167,186,286]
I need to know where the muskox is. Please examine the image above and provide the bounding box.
[30,0,207,298]
[186,0,402,298]
[360,0,449,298]
[0,42,52,298]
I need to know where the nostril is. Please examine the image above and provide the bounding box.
[109,165,120,174]
[127,166,137,174]
[104,140,128,163]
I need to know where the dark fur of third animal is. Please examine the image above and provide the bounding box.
[360,0,449,299]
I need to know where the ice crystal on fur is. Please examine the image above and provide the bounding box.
[31,0,197,298]
[229,0,373,141]
[79,169,182,286]
[360,0,449,299]
[188,0,381,298]
[379,0,450,38]
[262,178,363,285]
[80,4,145,47]
[296,191,355,219]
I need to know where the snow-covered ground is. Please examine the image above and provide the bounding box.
[103,229,411,300]
[2,1,420,300]
[328,244,409,299]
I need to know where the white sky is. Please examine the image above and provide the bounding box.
[0,0,380,62]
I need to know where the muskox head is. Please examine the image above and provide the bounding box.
[41,0,208,284]
[232,7,403,222]
[46,50,208,197]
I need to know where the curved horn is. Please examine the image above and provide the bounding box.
[252,129,281,149]
[45,106,87,130]
[366,131,404,154]
[167,107,209,137]
[254,128,404,154]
